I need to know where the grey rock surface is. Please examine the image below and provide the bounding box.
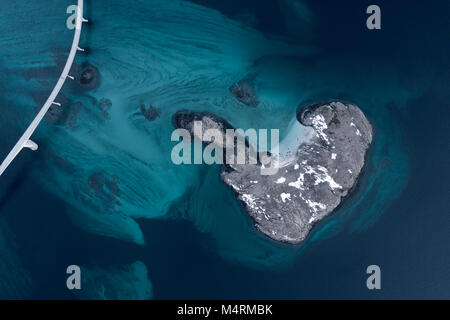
[173,102,373,244]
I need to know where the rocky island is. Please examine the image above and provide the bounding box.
[173,102,373,244]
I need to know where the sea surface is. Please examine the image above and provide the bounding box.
[0,0,448,299]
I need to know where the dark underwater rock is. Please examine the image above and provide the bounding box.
[140,102,161,122]
[65,102,83,130]
[105,174,120,198]
[38,96,82,130]
[32,93,69,125]
[99,98,112,119]
[44,103,66,125]
[229,80,259,107]
[88,172,106,197]
[73,62,100,91]
[88,172,121,207]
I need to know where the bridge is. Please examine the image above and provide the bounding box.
[0,0,88,176]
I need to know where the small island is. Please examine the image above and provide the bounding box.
[173,102,373,244]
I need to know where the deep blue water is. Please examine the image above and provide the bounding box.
[0,0,449,299]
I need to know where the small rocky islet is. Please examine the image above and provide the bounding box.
[173,101,373,244]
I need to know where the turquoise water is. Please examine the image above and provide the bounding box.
[0,0,448,298]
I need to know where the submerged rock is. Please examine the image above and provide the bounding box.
[229,80,259,107]
[44,103,66,125]
[140,102,161,121]
[33,92,83,130]
[106,174,120,198]
[72,62,101,91]
[87,172,121,207]
[65,102,83,130]
[173,102,372,244]
[33,93,69,125]
[88,172,106,196]
[22,54,100,92]
[99,98,112,119]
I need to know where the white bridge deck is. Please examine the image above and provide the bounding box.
[0,0,87,176]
